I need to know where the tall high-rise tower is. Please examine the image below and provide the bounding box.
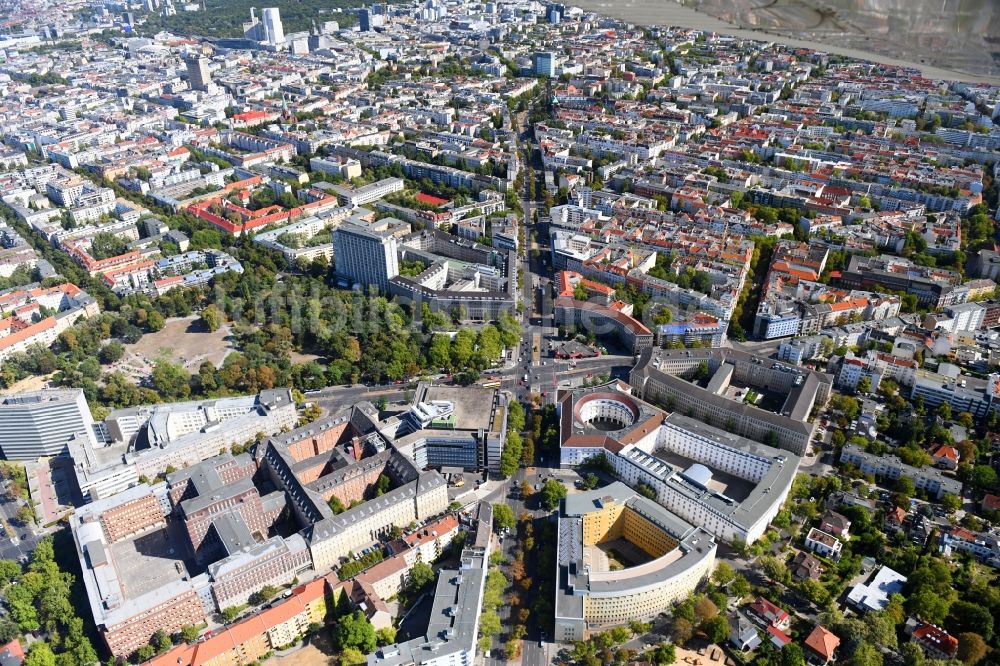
[262,7,284,45]
[546,3,564,24]
[185,56,211,92]
[534,51,556,77]
[332,221,399,292]
[359,8,372,32]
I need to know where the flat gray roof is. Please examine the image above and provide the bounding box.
[847,565,907,612]
[632,347,833,436]
[413,382,500,433]
[73,489,201,630]
[208,534,307,580]
[563,481,636,517]
[109,528,188,599]
[180,476,256,516]
[619,413,800,529]
[212,511,256,555]
[663,412,794,460]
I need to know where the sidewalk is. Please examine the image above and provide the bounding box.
[453,479,506,507]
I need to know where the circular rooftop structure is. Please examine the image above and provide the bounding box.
[574,393,640,432]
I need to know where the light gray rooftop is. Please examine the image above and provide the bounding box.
[412,382,501,433]
[619,413,800,529]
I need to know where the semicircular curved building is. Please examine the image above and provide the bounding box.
[555,482,716,642]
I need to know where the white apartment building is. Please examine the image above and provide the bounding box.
[946,303,986,333]
[563,406,798,545]
[838,351,918,391]
[804,527,843,559]
[72,391,301,488]
[331,177,404,207]
[839,444,962,498]
[940,527,1000,567]
[70,199,117,224]
[656,418,773,482]
[129,402,297,478]
[310,156,362,180]
[910,370,1000,420]
[554,484,716,643]
[46,177,85,206]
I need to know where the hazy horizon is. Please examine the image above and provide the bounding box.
[575,0,1000,83]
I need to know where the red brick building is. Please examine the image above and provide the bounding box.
[104,589,208,658]
[99,492,165,543]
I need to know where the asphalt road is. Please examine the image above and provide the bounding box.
[305,384,409,415]
[483,465,564,666]
[483,111,569,664]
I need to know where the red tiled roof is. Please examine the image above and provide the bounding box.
[146,643,196,666]
[770,262,819,281]
[145,575,336,666]
[829,297,868,312]
[0,316,55,352]
[292,575,330,605]
[223,615,267,650]
[101,259,156,285]
[581,278,614,295]
[153,275,184,288]
[750,597,788,624]
[554,297,651,336]
[0,638,25,662]
[257,596,305,628]
[356,553,408,584]
[233,110,271,122]
[912,623,958,657]
[949,526,977,541]
[193,628,239,661]
[402,514,459,548]
[804,625,840,661]
[928,444,958,462]
[767,625,792,645]
[0,283,82,309]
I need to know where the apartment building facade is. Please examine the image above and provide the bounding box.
[839,444,962,498]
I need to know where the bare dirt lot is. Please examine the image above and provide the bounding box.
[0,374,51,396]
[675,642,727,666]
[265,631,335,666]
[289,350,323,364]
[121,316,237,376]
